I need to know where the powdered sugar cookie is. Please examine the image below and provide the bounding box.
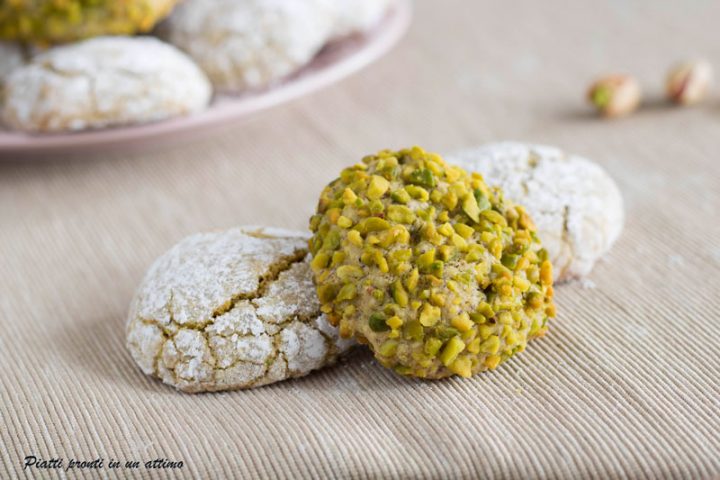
[1,36,211,132]
[329,0,396,38]
[448,143,624,282]
[126,226,353,393]
[159,0,334,92]
[0,41,23,81]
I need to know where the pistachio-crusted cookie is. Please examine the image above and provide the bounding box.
[448,143,624,282]
[0,0,178,44]
[1,36,211,132]
[309,147,555,379]
[127,226,353,393]
[159,0,333,92]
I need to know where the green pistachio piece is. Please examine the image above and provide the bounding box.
[404,320,424,341]
[368,175,390,199]
[336,284,357,302]
[408,168,436,188]
[439,336,466,366]
[369,313,390,332]
[462,193,481,223]
[321,230,341,251]
[336,265,364,280]
[317,284,338,303]
[473,189,491,212]
[405,185,429,201]
[378,339,399,357]
[424,337,443,357]
[501,253,520,269]
[358,217,391,233]
[436,326,460,340]
[369,199,385,215]
[391,188,411,204]
[387,205,416,224]
[428,260,444,278]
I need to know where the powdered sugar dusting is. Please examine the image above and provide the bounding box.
[0,41,24,83]
[160,0,334,91]
[126,226,353,393]
[448,142,624,282]
[134,227,304,328]
[2,36,211,132]
[254,261,320,324]
[280,321,328,373]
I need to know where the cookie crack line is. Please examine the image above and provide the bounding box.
[146,247,309,334]
[207,313,305,372]
[126,227,355,393]
[162,248,309,386]
[204,309,340,384]
[209,247,309,320]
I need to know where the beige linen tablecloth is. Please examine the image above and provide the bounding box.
[2,1,720,478]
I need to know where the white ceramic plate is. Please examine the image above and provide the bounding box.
[0,0,411,157]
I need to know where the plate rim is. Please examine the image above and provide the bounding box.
[0,0,412,157]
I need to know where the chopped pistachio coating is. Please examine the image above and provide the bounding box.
[0,0,177,44]
[309,147,555,379]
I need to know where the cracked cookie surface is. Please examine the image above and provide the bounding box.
[126,226,353,393]
[159,0,334,92]
[1,36,211,132]
[448,143,624,282]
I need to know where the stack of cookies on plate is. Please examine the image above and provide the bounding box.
[0,0,397,133]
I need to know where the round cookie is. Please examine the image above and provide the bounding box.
[448,142,624,282]
[309,147,555,379]
[0,0,178,44]
[127,226,353,393]
[1,36,211,132]
[329,0,396,39]
[159,0,334,92]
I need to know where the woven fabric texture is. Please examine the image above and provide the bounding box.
[1,1,719,478]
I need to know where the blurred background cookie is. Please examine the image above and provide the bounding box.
[0,0,178,44]
[448,142,624,282]
[328,0,397,39]
[126,226,353,393]
[0,41,24,82]
[1,36,211,132]
[159,0,334,92]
